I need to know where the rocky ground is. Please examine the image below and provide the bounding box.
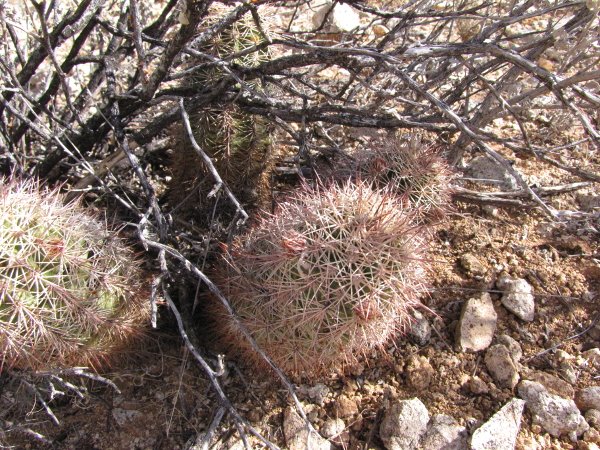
[3,134,599,450]
[1,1,599,449]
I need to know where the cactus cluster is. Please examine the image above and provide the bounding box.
[211,181,427,378]
[0,179,149,372]
[361,134,454,223]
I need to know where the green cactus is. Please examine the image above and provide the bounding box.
[211,181,428,379]
[0,178,150,372]
[362,134,455,223]
[168,6,273,224]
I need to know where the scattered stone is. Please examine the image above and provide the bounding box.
[408,310,431,346]
[485,344,520,389]
[306,383,330,406]
[459,254,487,277]
[334,395,359,419]
[497,275,535,322]
[380,398,429,450]
[576,387,600,412]
[470,398,525,450]
[496,334,523,363]
[456,293,497,352]
[465,155,519,190]
[518,380,589,440]
[283,406,331,450]
[583,348,600,366]
[321,418,349,447]
[311,0,360,33]
[421,414,468,450]
[524,371,574,399]
[586,409,600,430]
[405,355,435,391]
[466,376,490,395]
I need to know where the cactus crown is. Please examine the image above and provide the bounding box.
[213,181,428,379]
[0,179,149,372]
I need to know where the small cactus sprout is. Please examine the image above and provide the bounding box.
[212,181,428,379]
[363,134,455,223]
[0,179,150,372]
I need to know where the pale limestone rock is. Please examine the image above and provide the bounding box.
[470,398,525,450]
[456,293,497,352]
[380,398,429,450]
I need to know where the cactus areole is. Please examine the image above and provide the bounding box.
[213,181,429,379]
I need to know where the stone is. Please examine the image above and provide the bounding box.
[459,254,487,277]
[306,383,330,406]
[380,398,429,450]
[497,275,535,321]
[485,344,520,389]
[311,1,360,33]
[586,409,600,430]
[524,371,574,399]
[496,334,523,363]
[283,407,331,450]
[405,355,435,391]
[320,418,349,447]
[518,380,589,439]
[470,398,525,450]
[334,395,359,419]
[585,428,600,444]
[372,24,389,37]
[576,387,600,412]
[583,348,600,366]
[465,155,519,190]
[421,414,468,450]
[467,376,490,395]
[456,293,497,352]
[408,310,432,346]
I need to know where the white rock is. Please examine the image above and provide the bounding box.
[380,398,429,450]
[283,406,331,450]
[470,398,525,450]
[311,1,360,33]
[456,293,497,352]
[465,155,519,190]
[485,344,520,389]
[421,414,468,450]
[518,381,589,440]
[321,418,345,439]
[576,387,600,412]
[497,276,535,321]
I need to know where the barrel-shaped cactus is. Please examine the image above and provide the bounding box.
[362,134,454,223]
[0,179,150,372]
[211,181,428,379]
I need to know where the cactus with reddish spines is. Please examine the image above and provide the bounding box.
[0,178,150,372]
[362,134,455,223]
[168,5,273,223]
[211,181,428,379]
